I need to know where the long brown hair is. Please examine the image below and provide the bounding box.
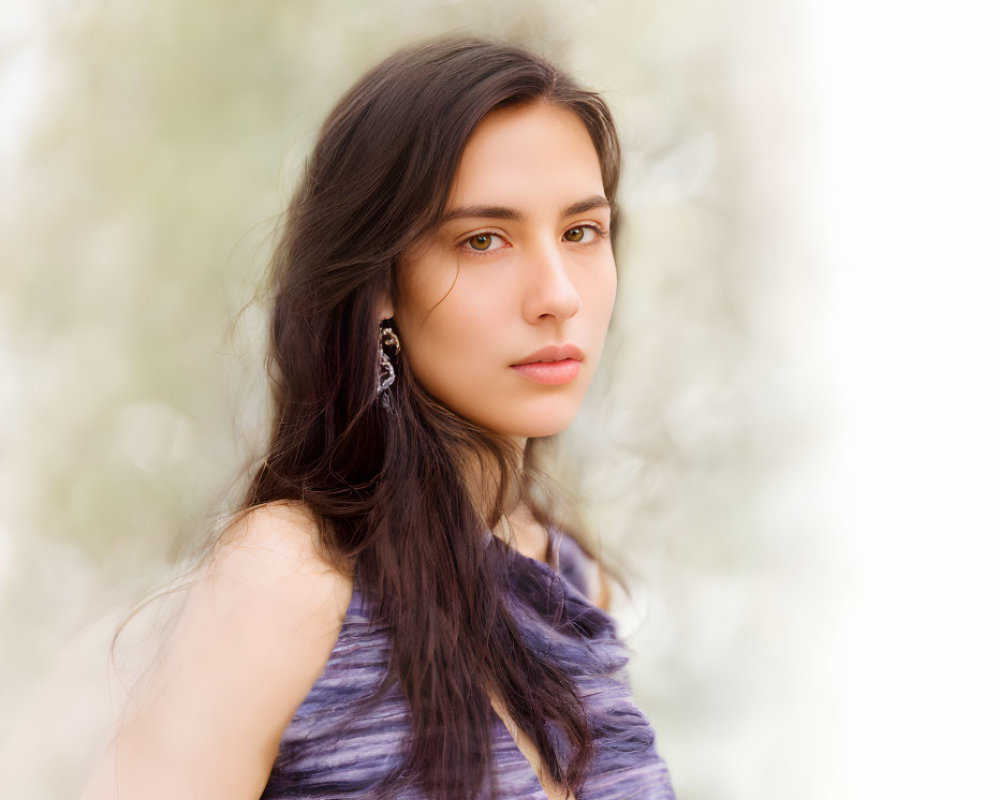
[244,38,621,800]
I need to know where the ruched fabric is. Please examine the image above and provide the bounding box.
[261,532,675,800]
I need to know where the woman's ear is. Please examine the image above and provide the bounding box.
[375,291,394,322]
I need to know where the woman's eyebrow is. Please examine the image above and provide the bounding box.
[440,195,611,223]
[440,204,522,223]
[562,195,612,216]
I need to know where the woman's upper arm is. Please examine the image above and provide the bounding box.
[81,502,354,800]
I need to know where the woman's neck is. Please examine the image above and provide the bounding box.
[455,436,550,562]
[494,501,551,564]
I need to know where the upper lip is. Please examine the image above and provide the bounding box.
[512,344,584,366]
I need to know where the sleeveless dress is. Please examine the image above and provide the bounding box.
[261,532,675,800]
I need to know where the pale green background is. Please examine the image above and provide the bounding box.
[1,1,831,798]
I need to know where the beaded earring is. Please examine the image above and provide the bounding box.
[377,320,402,404]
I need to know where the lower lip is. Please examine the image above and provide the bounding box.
[510,359,582,385]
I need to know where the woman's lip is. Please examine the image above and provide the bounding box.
[510,359,582,385]
[512,343,584,366]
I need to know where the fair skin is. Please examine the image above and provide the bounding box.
[80,502,355,800]
[81,101,614,800]
[390,101,617,442]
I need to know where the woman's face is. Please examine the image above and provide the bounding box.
[392,101,617,439]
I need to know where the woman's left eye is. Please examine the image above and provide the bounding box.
[563,225,600,243]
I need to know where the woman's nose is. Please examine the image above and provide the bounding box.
[521,242,582,323]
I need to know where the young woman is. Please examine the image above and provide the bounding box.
[82,38,675,800]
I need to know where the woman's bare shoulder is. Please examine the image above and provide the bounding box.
[80,501,354,800]
[207,500,355,637]
[216,499,352,577]
[207,499,353,652]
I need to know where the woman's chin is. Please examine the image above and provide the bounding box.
[434,386,588,440]
[480,410,579,440]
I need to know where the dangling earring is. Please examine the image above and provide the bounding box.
[377,319,402,403]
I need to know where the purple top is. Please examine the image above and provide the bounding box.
[261,533,675,799]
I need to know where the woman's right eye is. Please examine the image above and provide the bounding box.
[462,233,506,253]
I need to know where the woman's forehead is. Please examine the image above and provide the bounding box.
[445,103,605,213]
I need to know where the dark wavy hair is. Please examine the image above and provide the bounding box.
[243,38,621,800]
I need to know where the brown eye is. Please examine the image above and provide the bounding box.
[564,227,585,242]
[469,234,493,251]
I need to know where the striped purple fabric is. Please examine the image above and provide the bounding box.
[261,533,675,799]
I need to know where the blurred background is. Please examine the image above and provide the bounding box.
[1,1,998,798]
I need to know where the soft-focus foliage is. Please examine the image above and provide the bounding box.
[0,2,817,798]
